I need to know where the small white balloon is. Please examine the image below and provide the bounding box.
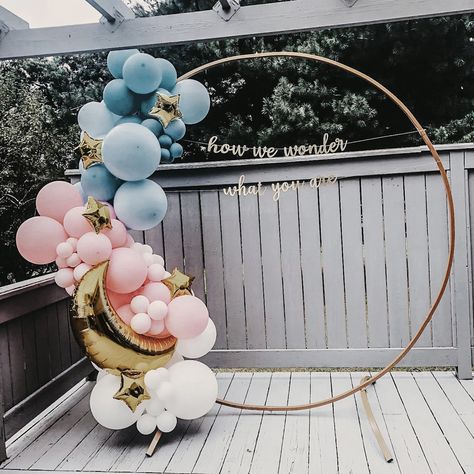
[156,380,175,402]
[163,361,218,420]
[137,414,157,435]
[131,313,152,334]
[156,411,177,433]
[164,352,184,368]
[144,367,169,391]
[148,300,168,320]
[130,295,149,314]
[175,319,217,359]
[90,374,145,429]
[151,254,165,266]
[141,244,153,255]
[132,242,144,252]
[148,263,166,281]
[143,397,165,416]
[142,253,154,266]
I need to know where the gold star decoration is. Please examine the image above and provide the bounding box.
[75,132,103,169]
[113,370,150,412]
[149,93,182,128]
[162,268,194,298]
[82,196,112,234]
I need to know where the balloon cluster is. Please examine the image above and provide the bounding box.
[15,51,218,439]
[76,49,210,231]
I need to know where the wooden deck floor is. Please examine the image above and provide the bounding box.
[2,370,474,473]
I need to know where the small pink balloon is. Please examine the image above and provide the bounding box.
[55,268,75,288]
[148,300,168,321]
[102,219,127,248]
[117,304,135,325]
[142,253,154,266]
[101,202,116,219]
[154,327,172,339]
[108,290,134,310]
[63,206,92,238]
[106,247,148,294]
[65,285,75,296]
[66,237,78,250]
[147,319,165,336]
[131,313,152,334]
[36,181,83,223]
[148,263,166,282]
[165,295,209,339]
[131,295,149,314]
[56,256,68,269]
[56,242,74,259]
[141,282,171,305]
[125,234,135,247]
[73,262,91,281]
[16,216,68,264]
[66,252,82,267]
[151,254,165,266]
[76,232,112,265]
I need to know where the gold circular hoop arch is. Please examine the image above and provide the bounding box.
[178,52,455,412]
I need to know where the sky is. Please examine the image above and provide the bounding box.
[0,0,101,28]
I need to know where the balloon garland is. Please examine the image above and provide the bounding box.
[15,50,218,436]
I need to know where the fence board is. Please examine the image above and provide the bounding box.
[162,192,184,271]
[144,223,164,261]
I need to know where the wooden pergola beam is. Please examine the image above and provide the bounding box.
[0,0,473,59]
[84,0,134,23]
[0,5,29,40]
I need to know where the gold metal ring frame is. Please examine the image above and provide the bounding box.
[177,52,455,412]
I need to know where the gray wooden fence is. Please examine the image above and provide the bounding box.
[2,142,474,459]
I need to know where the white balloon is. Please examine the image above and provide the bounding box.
[175,319,216,359]
[156,381,175,402]
[78,101,119,138]
[163,361,218,420]
[156,411,177,433]
[137,414,157,435]
[143,397,165,417]
[90,374,145,429]
[144,367,169,391]
[165,352,184,368]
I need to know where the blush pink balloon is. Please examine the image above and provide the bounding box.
[141,282,171,305]
[116,304,135,325]
[55,268,75,288]
[73,262,91,282]
[56,256,68,269]
[165,295,209,339]
[102,219,127,248]
[107,290,134,310]
[63,206,92,238]
[16,216,68,264]
[147,319,165,336]
[76,232,112,265]
[125,234,135,247]
[106,247,148,294]
[36,181,83,223]
[65,285,75,296]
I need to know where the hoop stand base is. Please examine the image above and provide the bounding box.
[359,376,393,463]
[146,430,162,457]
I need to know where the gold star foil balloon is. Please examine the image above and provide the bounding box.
[162,268,194,298]
[76,132,103,169]
[82,197,112,234]
[149,93,182,127]
[113,371,151,411]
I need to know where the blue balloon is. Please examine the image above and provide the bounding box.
[160,148,173,163]
[123,53,162,94]
[115,115,142,125]
[139,93,156,116]
[141,118,163,136]
[164,119,186,140]
[171,79,210,125]
[107,49,140,78]
[103,79,137,116]
[158,134,173,148]
[156,58,177,90]
[81,164,122,201]
[170,142,184,159]
[78,101,119,138]
[114,180,168,230]
[74,181,88,204]
[102,123,161,181]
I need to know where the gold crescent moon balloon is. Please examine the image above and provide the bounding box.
[71,260,178,411]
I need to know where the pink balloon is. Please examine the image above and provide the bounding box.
[63,206,92,238]
[116,304,135,325]
[73,262,91,281]
[107,290,134,310]
[56,256,68,269]
[36,181,83,223]
[125,234,135,247]
[55,268,75,288]
[76,232,112,265]
[141,282,171,305]
[106,247,148,294]
[65,285,75,296]
[147,319,165,336]
[131,313,152,334]
[102,219,127,248]
[66,252,82,267]
[16,216,68,264]
[165,295,209,339]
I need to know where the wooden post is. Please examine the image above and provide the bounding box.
[146,430,162,457]
[0,341,7,462]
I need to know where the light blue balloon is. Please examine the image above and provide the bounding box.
[156,58,177,90]
[107,49,140,78]
[158,134,173,148]
[103,79,137,116]
[160,148,172,163]
[102,123,161,181]
[171,79,210,125]
[78,101,119,138]
[170,142,184,159]
[123,53,162,94]
[164,119,186,140]
[114,180,168,230]
[74,181,88,204]
[81,164,122,201]
[139,93,156,116]
[141,118,163,136]
[115,115,142,125]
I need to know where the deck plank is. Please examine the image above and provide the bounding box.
[249,372,290,474]
[220,373,271,474]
